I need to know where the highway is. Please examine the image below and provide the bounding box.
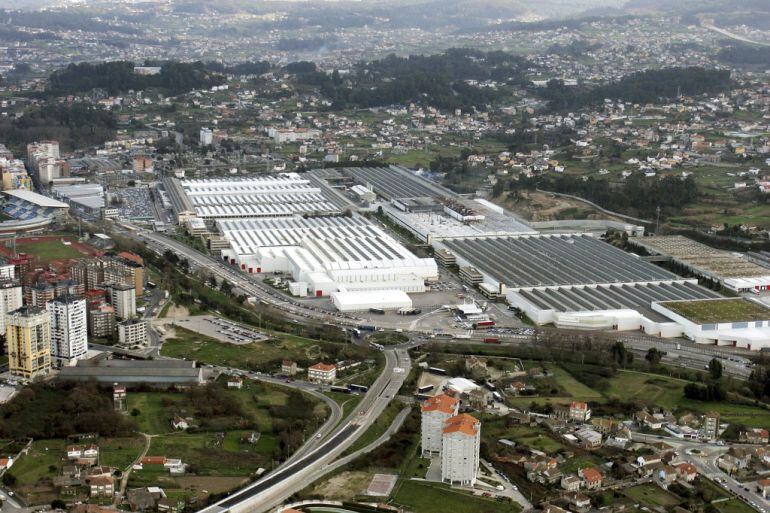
[197,347,411,513]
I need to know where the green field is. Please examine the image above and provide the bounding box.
[10,439,66,486]
[509,366,769,428]
[661,298,770,324]
[127,379,326,435]
[99,436,147,470]
[624,483,682,507]
[15,239,83,261]
[161,327,331,370]
[392,479,520,513]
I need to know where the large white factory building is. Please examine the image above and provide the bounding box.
[218,216,437,305]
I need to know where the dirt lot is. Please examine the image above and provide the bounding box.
[310,471,373,500]
[164,303,190,319]
[500,190,617,222]
[173,476,250,497]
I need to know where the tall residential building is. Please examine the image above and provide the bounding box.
[0,265,14,280]
[441,413,481,486]
[71,260,105,290]
[6,306,51,379]
[27,141,66,185]
[105,282,136,320]
[88,303,116,338]
[421,394,460,456]
[0,280,23,336]
[118,319,148,346]
[703,411,720,440]
[200,128,213,146]
[104,254,145,296]
[47,296,88,361]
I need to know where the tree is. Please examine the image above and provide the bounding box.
[645,347,662,368]
[51,499,66,510]
[611,341,633,368]
[2,473,16,486]
[708,358,723,380]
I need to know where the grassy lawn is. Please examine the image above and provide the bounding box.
[138,431,276,479]
[547,366,604,401]
[392,479,520,513]
[624,483,682,507]
[713,499,757,513]
[9,439,66,486]
[15,239,82,261]
[604,371,685,410]
[661,298,770,324]
[345,401,407,454]
[99,436,146,470]
[160,327,329,370]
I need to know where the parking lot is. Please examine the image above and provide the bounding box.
[155,315,269,345]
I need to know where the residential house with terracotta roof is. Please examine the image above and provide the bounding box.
[308,362,336,384]
[676,462,698,482]
[421,393,460,456]
[441,413,481,486]
[579,467,603,490]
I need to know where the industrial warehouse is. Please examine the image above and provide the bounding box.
[218,215,437,304]
[435,233,770,349]
[629,235,770,294]
[164,173,339,222]
[163,167,770,348]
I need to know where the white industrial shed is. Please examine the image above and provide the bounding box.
[174,174,339,219]
[219,215,438,300]
[331,289,413,312]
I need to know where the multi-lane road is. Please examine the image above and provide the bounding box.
[198,348,411,513]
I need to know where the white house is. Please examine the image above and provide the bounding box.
[308,363,336,384]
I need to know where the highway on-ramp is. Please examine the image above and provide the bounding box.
[197,348,411,513]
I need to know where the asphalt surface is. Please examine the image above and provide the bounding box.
[198,348,411,513]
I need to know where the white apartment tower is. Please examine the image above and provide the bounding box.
[200,128,213,146]
[420,394,460,456]
[105,282,136,320]
[441,413,481,486]
[47,296,88,361]
[0,280,23,336]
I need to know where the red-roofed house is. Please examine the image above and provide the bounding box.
[308,363,336,384]
[579,467,603,490]
[676,462,698,482]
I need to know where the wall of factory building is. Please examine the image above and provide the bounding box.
[221,247,435,297]
[507,289,686,339]
[651,302,770,350]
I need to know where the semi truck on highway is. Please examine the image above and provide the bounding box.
[473,320,496,329]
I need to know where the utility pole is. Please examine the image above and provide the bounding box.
[656,205,661,235]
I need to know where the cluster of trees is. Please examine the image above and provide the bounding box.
[186,383,245,422]
[0,8,139,35]
[683,382,727,401]
[293,49,532,111]
[0,382,136,439]
[204,60,271,76]
[0,103,117,154]
[717,44,770,67]
[538,67,732,112]
[48,61,226,96]
[517,172,699,218]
